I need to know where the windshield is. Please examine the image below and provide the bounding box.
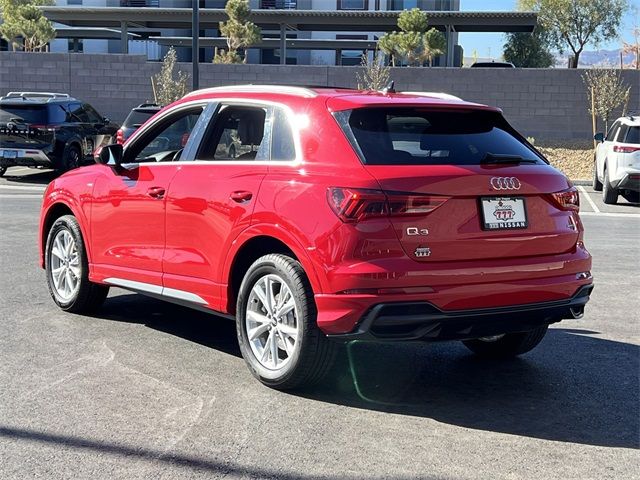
[123,109,159,128]
[334,107,545,166]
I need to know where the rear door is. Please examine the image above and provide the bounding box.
[334,106,578,263]
[163,102,273,310]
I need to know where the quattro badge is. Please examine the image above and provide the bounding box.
[414,247,431,258]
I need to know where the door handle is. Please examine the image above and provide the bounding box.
[147,186,166,199]
[230,191,253,203]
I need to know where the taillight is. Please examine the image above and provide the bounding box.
[549,187,580,211]
[116,128,124,145]
[613,145,640,153]
[327,187,449,223]
[30,124,60,132]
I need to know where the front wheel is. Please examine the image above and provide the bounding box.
[45,215,109,313]
[236,254,336,390]
[462,325,548,358]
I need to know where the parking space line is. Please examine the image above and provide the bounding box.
[578,186,600,213]
[0,185,46,192]
[7,167,33,173]
[580,211,640,218]
[0,194,43,199]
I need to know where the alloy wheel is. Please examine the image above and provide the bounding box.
[49,229,81,301]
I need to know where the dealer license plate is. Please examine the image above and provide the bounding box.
[481,197,528,230]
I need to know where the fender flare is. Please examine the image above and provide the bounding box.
[222,223,326,296]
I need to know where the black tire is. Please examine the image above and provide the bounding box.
[602,167,618,205]
[61,144,81,172]
[592,160,603,191]
[0,166,6,177]
[45,215,109,313]
[236,254,337,390]
[462,325,548,358]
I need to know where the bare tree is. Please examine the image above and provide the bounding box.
[152,47,190,105]
[582,67,631,132]
[356,50,391,91]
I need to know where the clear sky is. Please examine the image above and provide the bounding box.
[458,0,640,60]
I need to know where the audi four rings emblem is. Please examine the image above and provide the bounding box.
[490,177,521,190]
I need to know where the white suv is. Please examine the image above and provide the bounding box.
[593,115,640,204]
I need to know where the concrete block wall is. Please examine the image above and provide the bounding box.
[1,52,638,141]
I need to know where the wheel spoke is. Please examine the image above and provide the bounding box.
[278,323,298,339]
[281,333,294,356]
[261,331,273,364]
[248,323,271,341]
[253,282,271,315]
[264,276,275,314]
[69,265,81,279]
[246,310,270,325]
[270,329,279,368]
[65,270,74,294]
[277,298,296,318]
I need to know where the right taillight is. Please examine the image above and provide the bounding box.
[116,128,124,145]
[327,187,449,223]
[613,145,640,153]
[549,187,580,211]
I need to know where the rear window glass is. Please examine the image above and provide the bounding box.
[0,105,49,124]
[123,109,159,128]
[624,126,639,144]
[334,108,545,165]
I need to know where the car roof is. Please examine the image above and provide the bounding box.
[618,115,640,127]
[182,85,495,112]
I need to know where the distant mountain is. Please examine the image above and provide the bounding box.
[554,48,636,68]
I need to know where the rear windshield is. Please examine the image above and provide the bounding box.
[0,105,49,124]
[625,126,640,144]
[123,109,159,128]
[334,108,545,165]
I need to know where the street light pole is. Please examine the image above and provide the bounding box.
[192,0,199,91]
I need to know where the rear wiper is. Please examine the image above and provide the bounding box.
[481,153,538,164]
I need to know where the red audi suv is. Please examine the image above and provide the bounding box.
[39,85,593,389]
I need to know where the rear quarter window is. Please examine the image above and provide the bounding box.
[334,107,545,166]
[624,126,639,144]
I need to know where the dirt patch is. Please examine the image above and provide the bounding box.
[534,141,595,181]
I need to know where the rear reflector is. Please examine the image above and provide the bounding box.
[613,145,640,153]
[327,187,449,223]
[548,187,580,211]
[116,129,124,145]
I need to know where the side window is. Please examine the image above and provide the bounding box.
[605,121,620,141]
[126,106,204,163]
[615,125,628,143]
[625,126,640,144]
[197,105,270,161]
[65,102,88,123]
[271,108,296,161]
[83,104,103,123]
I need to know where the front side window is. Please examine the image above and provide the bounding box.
[606,121,620,141]
[335,107,545,166]
[126,106,204,163]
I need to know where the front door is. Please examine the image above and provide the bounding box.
[90,104,206,288]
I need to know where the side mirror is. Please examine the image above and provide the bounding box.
[594,132,604,143]
[94,143,123,165]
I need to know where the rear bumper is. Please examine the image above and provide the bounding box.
[612,170,640,192]
[327,284,593,342]
[0,148,53,168]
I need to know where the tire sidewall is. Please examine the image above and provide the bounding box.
[45,215,87,309]
[236,258,309,385]
[62,144,81,171]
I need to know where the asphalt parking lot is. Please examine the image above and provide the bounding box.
[0,168,638,479]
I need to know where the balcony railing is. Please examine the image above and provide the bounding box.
[120,0,160,7]
[260,0,297,9]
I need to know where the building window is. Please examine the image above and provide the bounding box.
[261,0,297,7]
[67,0,82,4]
[336,34,367,65]
[337,0,368,10]
[68,39,83,53]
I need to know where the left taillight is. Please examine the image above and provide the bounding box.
[327,187,449,223]
[116,128,124,145]
[549,187,580,211]
[613,145,640,153]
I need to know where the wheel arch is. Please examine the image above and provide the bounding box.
[40,198,91,268]
[223,228,324,314]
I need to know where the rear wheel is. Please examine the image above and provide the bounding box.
[45,215,109,313]
[61,144,81,172]
[602,167,618,205]
[236,254,336,390]
[592,160,603,191]
[462,325,548,358]
[0,166,6,177]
